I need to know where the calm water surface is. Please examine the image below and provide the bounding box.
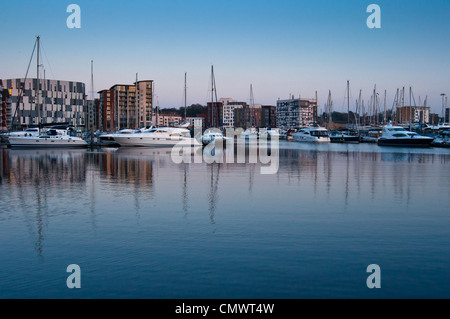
[0,141,449,299]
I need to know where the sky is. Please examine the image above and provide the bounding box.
[1,0,449,115]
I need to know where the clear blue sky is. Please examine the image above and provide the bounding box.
[1,0,449,114]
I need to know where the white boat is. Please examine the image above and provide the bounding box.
[292,124,330,143]
[360,128,382,143]
[201,130,228,145]
[111,126,201,147]
[377,124,434,147]
[431,130,450,148]
[240,127,259,140]
[9,126,88,148]
[1,127,42,145]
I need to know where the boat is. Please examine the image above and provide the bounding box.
[431,130,450,148]
[111,126,201,147]
[259,128,284,140]
[292,123,331,143]
[98,128,141,146]
[377,124,434,147]
[360,128,382,143]
[201,129,228,145]
[330,130,360,143]
[9,126,88,148]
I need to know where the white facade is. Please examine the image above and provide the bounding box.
[220,98,245,128]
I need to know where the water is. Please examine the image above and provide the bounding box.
[0,142,449,299]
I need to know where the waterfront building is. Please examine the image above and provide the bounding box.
[3,78,86,128]
[1,80,11,130]
[98,80,154,132]
[207,101,223,128]
[155,112,183,127]
[396,106,430,124]
[276,97,318,129]
[86,98,100,131]
[186,117,205,130]
[220,98,245,128]
[262,105,277,128]
[446,108,450,124]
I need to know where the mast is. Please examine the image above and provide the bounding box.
[249,83,254,128]
[184,72,187,120]
[348,82,351,127]
[135,73,138,129]
[91,60,95,131]
[383,90,387,125]
[36,36,40,126]
[409,87,412,130]
[315,90,318,123]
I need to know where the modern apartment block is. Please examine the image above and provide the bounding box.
[154,112,183,127]
[98,80,153,132]
[276,97,318,129]
[2,78,86,128]
[220,98,245,128]
[396,106,431,124]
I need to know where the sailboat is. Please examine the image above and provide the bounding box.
[241,84,259,140]
[9,36,87,149]
[330,81,360,143]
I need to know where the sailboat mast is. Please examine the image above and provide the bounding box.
[184,72,187,119]
[135,73,138,129]
[345,80,352,129]
[250,84,254,128]
[383,90,387,125]
[36,36,40,126]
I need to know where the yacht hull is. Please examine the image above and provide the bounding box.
[9,137,88,148]
[377,138,434,147]
[112,136,201,147]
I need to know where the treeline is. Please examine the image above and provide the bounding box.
[156,104,207,117]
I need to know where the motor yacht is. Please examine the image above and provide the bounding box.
[9,126,88,148]
[377,124,434,147]
[111,126,201,147]
[292,124,330,143]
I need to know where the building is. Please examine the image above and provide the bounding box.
[98,80,153,132]
[186,117,205,130]
[1,80,11,130]
[261,105,277,128]
[220,98,246,128]
[446,108,450,124]
[234,104,263,129]
[3,78,86,128]
[98,89,115,132]
[86,98,100,131]
[396,106,430,124]
[207,101,223,128]
[429,113,440,126]
[136,80,154,128]
[155,112,183,127]
[276,97,318,129]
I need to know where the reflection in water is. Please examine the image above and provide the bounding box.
[0,146,449,258]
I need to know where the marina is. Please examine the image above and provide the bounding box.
[1,0,449,302]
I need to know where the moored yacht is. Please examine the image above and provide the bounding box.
[292,123,330,143]
[377,124,434,147]
[111,126,201,147]
[9,126,88,148]
[201,129,228,145]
